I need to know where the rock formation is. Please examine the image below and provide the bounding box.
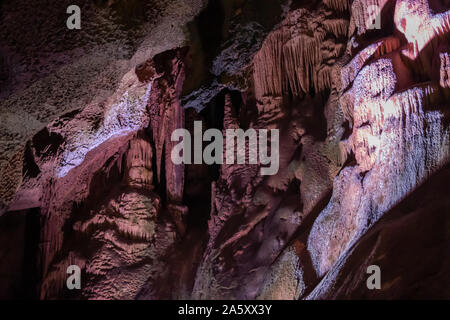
[0,0,449,300]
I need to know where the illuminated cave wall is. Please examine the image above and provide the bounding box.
[0,0,449,299]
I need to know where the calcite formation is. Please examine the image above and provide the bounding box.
[0,0,449,300]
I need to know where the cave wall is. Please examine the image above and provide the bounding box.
[0,0,449,299]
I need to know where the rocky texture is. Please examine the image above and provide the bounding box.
[306,0,450,297]
[0,0,207,213]
[0,0,449,300]
[307,163,450,299]
[192,1,351,299]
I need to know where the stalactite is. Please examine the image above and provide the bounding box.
[253,30,285,98]
[253,5,351,99]
[323,19,349,38]
[373,37,402,58]
[125,138,154,190]
[323,0,351,12]
[432,11,450,36]
[148,49,186,204]
[315,67,332,93]
[282,36,321,95]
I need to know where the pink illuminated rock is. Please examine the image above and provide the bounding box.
[395,0,450,59]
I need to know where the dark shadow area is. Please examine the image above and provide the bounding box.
[0,208,41,299]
